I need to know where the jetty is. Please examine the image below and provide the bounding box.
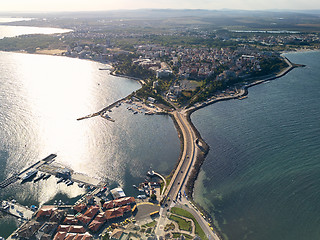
[0,154,57,189]
[0,175,19,189]
[77,98,124,121]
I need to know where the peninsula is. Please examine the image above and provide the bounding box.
[0,9,318,240]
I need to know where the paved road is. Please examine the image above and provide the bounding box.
[165,111,196,202]
[177,199,220,240]
[156,110,220,240]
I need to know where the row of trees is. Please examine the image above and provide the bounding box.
[0,34,65,53]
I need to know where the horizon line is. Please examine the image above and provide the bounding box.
[1,8,320,15]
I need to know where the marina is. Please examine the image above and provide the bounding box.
[0,153,103,193]
[0,154,57,188]
[76,95,164,123]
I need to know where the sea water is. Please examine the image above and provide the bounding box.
[192,51,320,240]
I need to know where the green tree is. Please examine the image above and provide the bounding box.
[150,193,157,201]
[103,233,110,240]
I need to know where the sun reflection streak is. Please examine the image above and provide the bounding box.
[17,55,100,168]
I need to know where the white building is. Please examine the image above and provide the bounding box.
[110,188,126,199]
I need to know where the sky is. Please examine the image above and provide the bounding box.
[0,0,319,12]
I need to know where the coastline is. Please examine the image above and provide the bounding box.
[34,50,302,240]
[183,51,320,240]
[109,71,146,86]
[184,56,298,192]
[186,55,299,115]
[2,49,305,239]
[168,55,303,240]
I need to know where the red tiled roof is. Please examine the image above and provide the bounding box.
[120,205,131,213]
[93,212,105,222]
[57,225,69,232]
[63,216,79,225]
[36,206,56,219]
[74,233,93,240]
[69,225,86,233]
[76,214,92,225]
[88,220,104,232]
[73,234,83,240]
[53,232,67,240]
[57,225,86,233]
[103,200,114,209]
[73,203,87,213]
[50,209,65,222]
[81,234,93,240]
[65,233,77,240]
[113,197,135,207]
[103,207,124,220]
[84,205,99,218]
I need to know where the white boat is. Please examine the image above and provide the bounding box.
[21,170,38,181]
[66,180,74,186]
[57,177,64,183]
[34,173,45,182]
[43,174,51,180]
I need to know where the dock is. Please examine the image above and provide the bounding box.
[0,175,19,188]
[0,154,57,189]
[0,200,34,221]
[0,153,105,189]
[77,98,124,121]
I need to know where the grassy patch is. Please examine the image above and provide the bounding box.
[142,220,157,228]
[169,215,192,232]
[160,181,164,194]
[160,175,172,195]
[171,207,207,240]
[166,177,171,186]
[172,232,194,239]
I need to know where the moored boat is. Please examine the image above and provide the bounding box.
[34,173,45,182]
[21,170,38,182]
[43,174,51,180]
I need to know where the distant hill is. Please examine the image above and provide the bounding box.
[2,9,320,19]
[1,9,320,32]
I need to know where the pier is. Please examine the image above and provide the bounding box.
[0,175,19,188]
[0,154,57,189]
[76,98,124,121]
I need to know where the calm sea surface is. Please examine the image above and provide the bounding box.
[192,51,320,240]
[0,19,70,39]
[0,43,179,236]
